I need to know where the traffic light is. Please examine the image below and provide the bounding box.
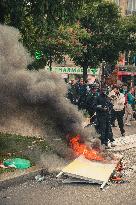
[34,50,43,60]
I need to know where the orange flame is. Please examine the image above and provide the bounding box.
[110,161,125,182]
[111,177,123,182]
[70,134,104,161]
[115,161,123,172]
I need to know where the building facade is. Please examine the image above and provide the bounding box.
[111,0,136,15]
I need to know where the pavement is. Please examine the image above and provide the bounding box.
[0,121,136,205]
[112,120,136,138]
[0,154,136,205]
[0,166,45,191]
[112,134,136,151]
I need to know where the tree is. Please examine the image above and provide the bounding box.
[0,0,93,30]
[69,1,123,80]
[30,24,89,71]
[119,15,136,65]
[2,0,136,75]
[0,0,93,69]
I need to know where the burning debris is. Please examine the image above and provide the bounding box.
[69,134,104,161]
[57,155,122,189]
[56,133,127,189]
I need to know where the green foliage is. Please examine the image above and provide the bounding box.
[27,23,89,70]
[0,0,92,30]
[72,1,122,65]
[0,0,94,70]
[121,15,136,52]
[67,1,125,80]
[28,0,92,27]
[0,132,53,174]
[1,0,136,72]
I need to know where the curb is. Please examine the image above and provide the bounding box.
[0,166,45,191]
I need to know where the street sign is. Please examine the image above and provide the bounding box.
[45,66,99,75]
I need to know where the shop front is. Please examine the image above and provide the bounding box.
[105,65,136,86]
[45,66,100,83]
[117,66,136,86]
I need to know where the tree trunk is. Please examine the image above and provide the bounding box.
[49,54,52,71]
[83,65,88,82]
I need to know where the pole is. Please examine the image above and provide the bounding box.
[49,54,52,71]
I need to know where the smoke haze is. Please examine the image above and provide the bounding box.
[0,25,98,161]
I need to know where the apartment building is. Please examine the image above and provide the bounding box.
[112,0,136,15]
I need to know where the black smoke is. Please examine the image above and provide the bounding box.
[0,25,97,160]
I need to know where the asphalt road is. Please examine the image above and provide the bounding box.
[0,147,136,205]
[0,173,136,205]
[0,122,136,205]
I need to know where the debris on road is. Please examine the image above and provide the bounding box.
[57,155,122,189]
[3,158,31,169]
[35,174,45,182]
[112,134,136,151]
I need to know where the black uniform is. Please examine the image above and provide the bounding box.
[77,84,87,110]
[94,93,114,146]
[86,87,99,124]
[68,84,78,105]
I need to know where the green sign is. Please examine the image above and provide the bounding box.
[45,67,99,75]
[35,51,43,60]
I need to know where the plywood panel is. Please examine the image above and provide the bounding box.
[62,155,116,182]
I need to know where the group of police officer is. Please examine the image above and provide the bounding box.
[67,78,135,148]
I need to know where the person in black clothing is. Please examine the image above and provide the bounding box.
[94,89,115,148]
[86,85,99,124]
[68,80,79,105]
[77,78,87,110]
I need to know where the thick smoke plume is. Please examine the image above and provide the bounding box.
[0,25,98,160]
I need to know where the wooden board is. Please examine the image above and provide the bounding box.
[61,155,116,182]
[57,155,118,188]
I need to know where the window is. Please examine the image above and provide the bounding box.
[133,0,136,11]
[127,0,136,12]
